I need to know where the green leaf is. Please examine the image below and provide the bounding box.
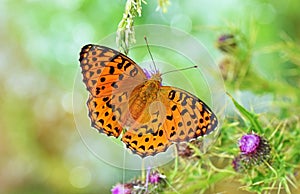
[227,92,263,134]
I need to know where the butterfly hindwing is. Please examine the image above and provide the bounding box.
[122,100,171,157]
[87,94,123,137]
[121,86,218,157]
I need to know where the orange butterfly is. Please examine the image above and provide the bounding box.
[79,44,218,158]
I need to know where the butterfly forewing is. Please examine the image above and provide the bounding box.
[79,44,146,98]
[80,44,147,137]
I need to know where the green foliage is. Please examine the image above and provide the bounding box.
[2,0,300,194]
[117,0,146,54]
[117,0,170,54]
[227,93,263,134]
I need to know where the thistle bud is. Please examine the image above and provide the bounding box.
[216,34,237,53]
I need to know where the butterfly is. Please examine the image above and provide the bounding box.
[79,44,218,158]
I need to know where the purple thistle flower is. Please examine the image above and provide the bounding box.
[239,134,260,154]
[111,183,131,194]
[233,133,271,171]
[146,170,166,185]
[149,172,160,184]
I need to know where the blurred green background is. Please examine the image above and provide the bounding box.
[1,0,299,193]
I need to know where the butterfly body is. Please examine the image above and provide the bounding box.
[80,44,218,158]
[129,75,161,121]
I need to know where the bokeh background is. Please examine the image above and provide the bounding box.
[1,0,299,193]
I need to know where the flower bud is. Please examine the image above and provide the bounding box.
[216,34,237,53]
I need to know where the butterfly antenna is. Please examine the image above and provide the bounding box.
[144,36,158,73]
[161,65,199,76]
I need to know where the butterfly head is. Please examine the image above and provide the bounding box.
[150,72,162,83]
[143,68,162,83]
